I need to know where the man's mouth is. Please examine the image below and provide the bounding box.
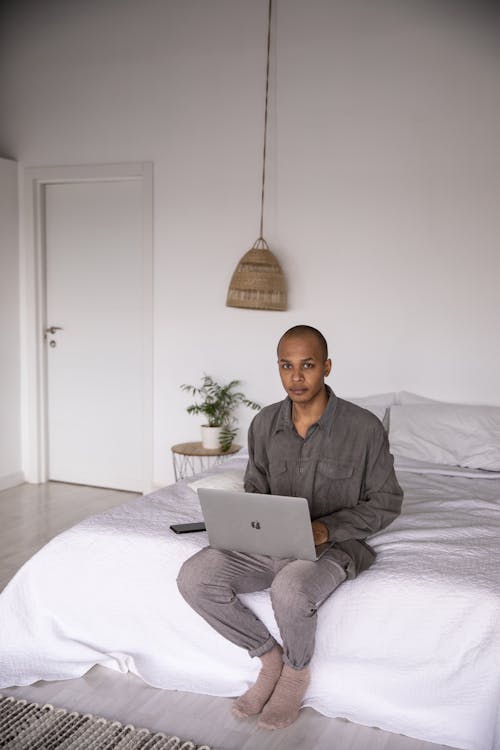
[290,387,307,395]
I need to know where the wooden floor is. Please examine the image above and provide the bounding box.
[0,481,457,750]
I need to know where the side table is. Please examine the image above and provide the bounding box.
[171,442,242,482]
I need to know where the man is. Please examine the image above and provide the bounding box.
[177,325,403,730]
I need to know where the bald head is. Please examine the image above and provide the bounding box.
[277,325,328,361]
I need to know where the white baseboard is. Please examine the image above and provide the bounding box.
[0,472,25,492]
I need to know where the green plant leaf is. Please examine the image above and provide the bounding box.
[180,374,260,431]
[219,425,237,452]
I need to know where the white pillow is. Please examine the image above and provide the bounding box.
[389,403,500,471]
[349,392,397,407]
[397,391,441,405]
[346,392,397,424]
[187,470,245,493]
[355,404,387,423]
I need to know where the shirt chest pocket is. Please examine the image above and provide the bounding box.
[314,459,356,508]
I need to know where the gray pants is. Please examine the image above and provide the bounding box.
[177,542,372,670]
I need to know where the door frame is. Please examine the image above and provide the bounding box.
[21,162,154,492]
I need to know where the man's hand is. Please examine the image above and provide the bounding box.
[311,520,329,545]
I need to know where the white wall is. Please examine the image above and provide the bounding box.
[0,0,499,486]
[0,158,22,490]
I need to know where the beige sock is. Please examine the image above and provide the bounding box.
[257,664,310,730]
[232,645,284,719]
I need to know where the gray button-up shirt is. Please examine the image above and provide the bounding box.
[244,387,403,544]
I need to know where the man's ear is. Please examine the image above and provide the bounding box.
[324,358,332,377]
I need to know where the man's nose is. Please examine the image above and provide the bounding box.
[292,368,304,381]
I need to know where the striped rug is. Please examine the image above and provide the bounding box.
[0,694,214,749]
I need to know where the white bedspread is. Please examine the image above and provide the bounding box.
[1,459,500,750]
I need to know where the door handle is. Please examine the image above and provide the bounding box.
[45,326,63,335]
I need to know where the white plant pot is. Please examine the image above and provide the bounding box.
[201,425,222,450]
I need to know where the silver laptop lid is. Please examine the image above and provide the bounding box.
[197,488,324,562]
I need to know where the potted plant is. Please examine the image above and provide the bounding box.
[181,375,260,451]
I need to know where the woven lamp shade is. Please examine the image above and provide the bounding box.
[226,240,287,311]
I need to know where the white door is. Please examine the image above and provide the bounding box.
[44,178,150,492]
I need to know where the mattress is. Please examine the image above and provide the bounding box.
[0,457,499,750]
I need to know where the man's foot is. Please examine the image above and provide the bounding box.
[257,664,310,730]
[232,645,283,719]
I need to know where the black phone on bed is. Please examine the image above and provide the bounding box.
[170,521,206,534]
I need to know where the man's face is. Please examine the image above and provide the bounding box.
[277,333,332,406]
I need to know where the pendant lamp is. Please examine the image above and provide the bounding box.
[226,0,287,311]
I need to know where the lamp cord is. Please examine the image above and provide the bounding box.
[257,0,272,245]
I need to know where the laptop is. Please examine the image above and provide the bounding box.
[197,488,332,562]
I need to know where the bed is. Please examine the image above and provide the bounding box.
[1,393,500,750]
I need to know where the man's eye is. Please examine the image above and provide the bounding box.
[303,362,314,369]
[281,363,291,369]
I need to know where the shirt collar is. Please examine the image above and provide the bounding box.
[273,385,338,435]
